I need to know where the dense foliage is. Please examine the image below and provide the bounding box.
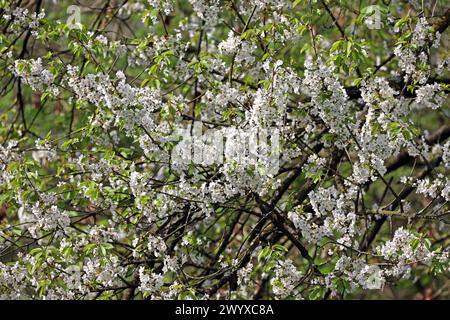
[0,0,449,300]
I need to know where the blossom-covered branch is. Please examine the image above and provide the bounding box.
[0,0,449,300]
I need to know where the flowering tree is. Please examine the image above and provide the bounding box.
[0,0,449,300]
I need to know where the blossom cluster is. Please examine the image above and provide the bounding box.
[0,0,448,300]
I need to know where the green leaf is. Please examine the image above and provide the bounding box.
[293,0,303,8]
[318,263,335,275]
[308,287,326,300]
